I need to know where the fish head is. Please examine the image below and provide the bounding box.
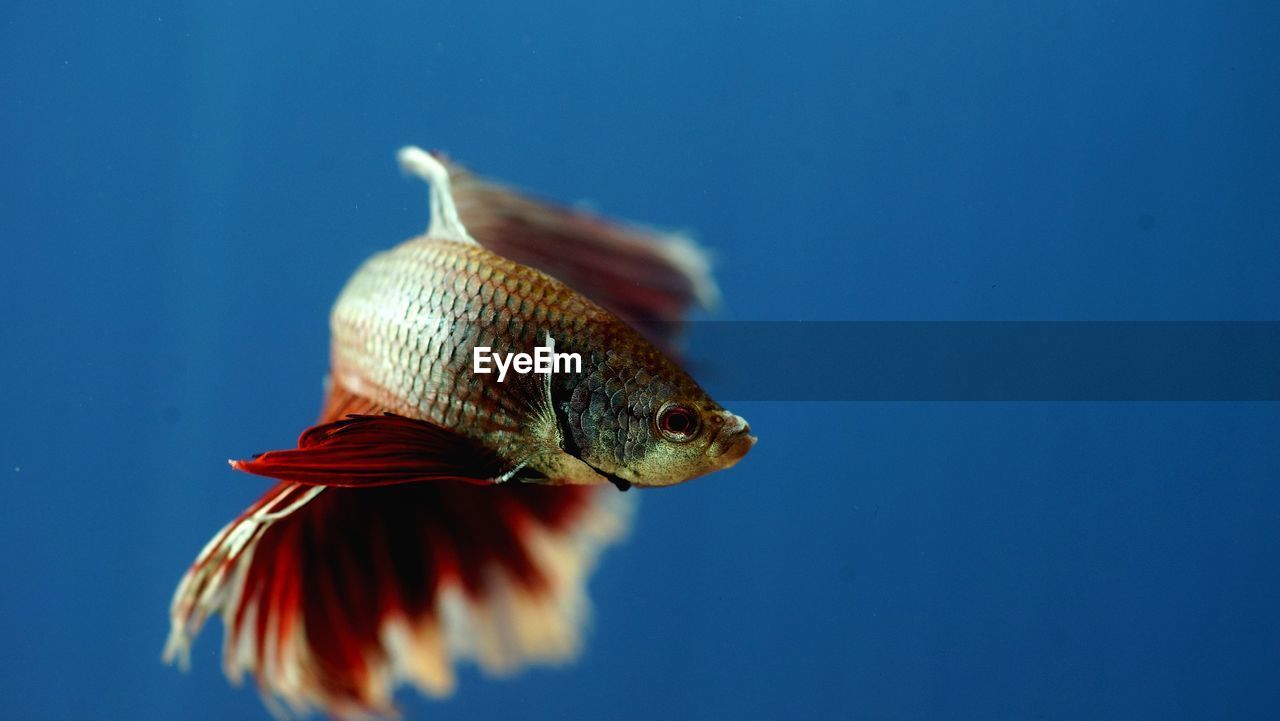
[566,366,756,488]
[628,399,756,487]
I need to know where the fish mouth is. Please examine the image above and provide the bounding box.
[715,431,756,466]
[707,412,756,467]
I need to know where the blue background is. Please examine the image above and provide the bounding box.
[2,2,1279,719]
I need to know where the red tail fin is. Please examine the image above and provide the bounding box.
[166,394,632,717]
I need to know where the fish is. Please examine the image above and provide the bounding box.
[163,147,756,717]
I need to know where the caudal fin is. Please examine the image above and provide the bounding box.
[166,479,631,717]
[165,394,633,717]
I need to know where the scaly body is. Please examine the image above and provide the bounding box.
[330,234,748,487]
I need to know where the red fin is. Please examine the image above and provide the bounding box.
[230,414,505,488]
[168,383,633,716]
[167,469,633,716]
[441,155,717,353]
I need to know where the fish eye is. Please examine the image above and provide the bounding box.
[656,402,700,442]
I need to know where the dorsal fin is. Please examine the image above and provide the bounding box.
[438,154,720,354]
[397,145,479,245]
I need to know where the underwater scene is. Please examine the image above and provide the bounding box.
[2,2,1278,720]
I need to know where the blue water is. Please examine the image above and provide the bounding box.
[3,2,1279,719]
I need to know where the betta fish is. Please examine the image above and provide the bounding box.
[163,147,755,717]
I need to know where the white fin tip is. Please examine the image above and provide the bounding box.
[397,145,479,245]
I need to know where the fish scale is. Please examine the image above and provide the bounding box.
[329,234,710,463]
